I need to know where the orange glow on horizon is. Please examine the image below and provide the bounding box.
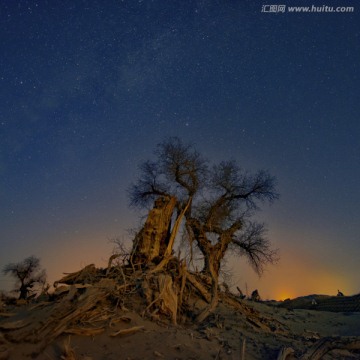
[229,237,358,301]
[36,229,358,301]
[276,292,295,301]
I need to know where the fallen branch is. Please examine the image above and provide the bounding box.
[64,327,105,336]
[61,336,77,360]
[0,313,16,318]
[241,338,246,360]
[110,325,144,337]
[300,336,360,359]
[0,319,30,330]
[109,316,132,327]
[106,253,120,273]
[185,271,211,303]
[143,274,178,324]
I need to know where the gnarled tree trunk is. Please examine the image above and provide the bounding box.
[131,196,177,266]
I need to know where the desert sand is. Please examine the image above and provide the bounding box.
[1,273,360,360]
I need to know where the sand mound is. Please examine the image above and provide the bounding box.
[1,263,360,359]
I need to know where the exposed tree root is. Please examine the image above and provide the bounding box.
[300,336,360,359]
[2,260,360,360]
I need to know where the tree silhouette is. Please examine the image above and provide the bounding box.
[129,137,279,321]
[3,256,46,300]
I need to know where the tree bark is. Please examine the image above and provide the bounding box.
[131,196,177,265]
[195,259,219,323]
[151,197,192,273]
[19,283,28,300]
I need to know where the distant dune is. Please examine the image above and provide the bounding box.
[279,293,360,312]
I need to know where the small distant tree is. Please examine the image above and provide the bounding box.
[2,256,46,300]
[251,289,261,302]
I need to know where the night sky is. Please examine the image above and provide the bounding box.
[1,0,359,300]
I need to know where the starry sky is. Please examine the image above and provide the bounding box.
[1,0,359,300]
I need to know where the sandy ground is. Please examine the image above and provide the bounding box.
[1,297,360,360]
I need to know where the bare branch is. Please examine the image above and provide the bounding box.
[231,222,279,275]
[156,137,208,197]
[128,160,170,207]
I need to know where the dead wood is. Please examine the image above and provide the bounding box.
[195,284,218,323]
[61,336,77,360]
[185,271,211,303]
[0,313,16,318]
[106,254,127,285]
[2,278,118,352]
[1,256,322,358]
[300,336,360,359]
[0,319,30,330]
[219,291,254,314]
[177,261,187,314]
[110,325,145,337]
[240,338,246,360]
[64,327,105,336]
[142,274,179,324]
[54,264,101,287]
[277,346,295,360]
[157,274,178,324]
[131,196,177,265]
[106,253,121,273]
[109,316,132,327]
[151,197,192,273]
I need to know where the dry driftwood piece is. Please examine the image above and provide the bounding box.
[143,274,179,324]
[240,338,246,360]
[157,274,178,324]
[195,283,218,323]
[153,350,164,358]
[54,264,100,286]
[2,278,118,354]
[277,346,295,360]
[64,327,105,336]
[0,313,16,318]
[110,325,145,337]
[109,316,132,327]
[61,336,77,360]
[106,253,121,274]
[0,319,30,330]
[300,336,360,359]
[185,271,211,303]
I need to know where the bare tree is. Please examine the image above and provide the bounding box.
[187,161,279,277]
[2,256,46,300]
[129,137,279,320]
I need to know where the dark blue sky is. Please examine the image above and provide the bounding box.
[1,0,359,299]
